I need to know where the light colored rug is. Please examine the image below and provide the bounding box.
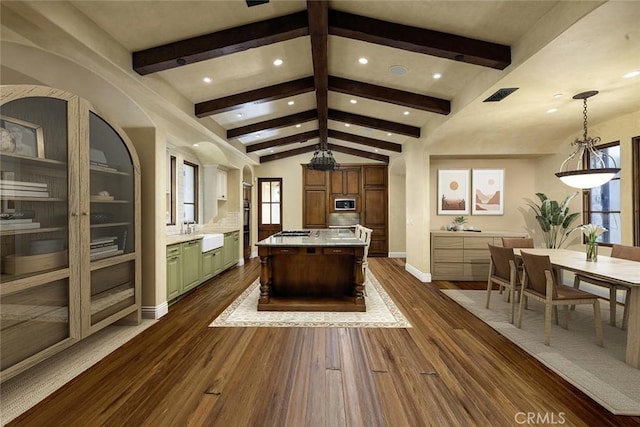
[210,271,411,328]
[0,319,156,426]
[442,289,640,416]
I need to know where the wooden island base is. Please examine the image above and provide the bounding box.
[256,229,367,312]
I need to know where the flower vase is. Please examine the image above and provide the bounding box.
[586,242,598,262]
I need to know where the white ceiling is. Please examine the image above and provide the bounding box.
[67,0,640,162]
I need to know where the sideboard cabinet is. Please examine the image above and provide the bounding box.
[0,85,141,382]
[430,230,528,281]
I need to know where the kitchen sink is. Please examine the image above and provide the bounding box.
[201,233,224,252]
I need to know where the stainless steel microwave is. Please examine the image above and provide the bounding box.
[335,199,356,210]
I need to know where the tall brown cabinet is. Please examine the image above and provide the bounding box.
[0,86,141,382]
[302,164,388,256]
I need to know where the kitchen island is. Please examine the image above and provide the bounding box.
[256,229,367,312]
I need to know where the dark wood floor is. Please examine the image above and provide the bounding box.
[9,258,640,426]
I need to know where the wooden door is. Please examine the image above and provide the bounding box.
[258,178,283,241]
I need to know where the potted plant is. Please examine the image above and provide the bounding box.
[525,192,580,248]
[453,215,467,231]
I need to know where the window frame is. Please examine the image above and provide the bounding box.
[183,160,199,224]
[166,154,176,225]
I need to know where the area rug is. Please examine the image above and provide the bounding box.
[442,289,640,416]
[0,319,156,426]
[210,271,411,328]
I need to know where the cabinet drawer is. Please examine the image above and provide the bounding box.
[323,247,354,255]
[463,237,494,249]
[465,263,490,280]
[432,236,463,249]
[166,244,181,257]
[271,247,299,255]
[433,263,464,276]
[464,249,490,264]
[433,249,463,263]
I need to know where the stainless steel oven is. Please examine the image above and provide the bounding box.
[334,198,356,211]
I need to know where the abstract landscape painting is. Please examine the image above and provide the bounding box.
[437,169,469,215]
[472,169,504,215]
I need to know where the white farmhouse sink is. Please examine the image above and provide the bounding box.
[201,233,224,252]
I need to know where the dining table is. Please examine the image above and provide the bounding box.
[513,248,640,368]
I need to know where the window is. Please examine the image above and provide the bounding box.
[633,136,640,245]
[260,179,281,225]
[584,141,620,245]
[166,155,176,225]
[183,161,198,223]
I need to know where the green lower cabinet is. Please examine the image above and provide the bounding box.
[202,247,223,282]
[166,244,182,300]
[213,247,223,275]
[223,231,240,269]
[182,239,202,292]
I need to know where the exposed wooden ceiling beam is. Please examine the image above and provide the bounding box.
[328,9,511,70]
[307,0,329,145]
[329,76,450,115]
[246,130,319,153]
[328,143,389,163]
[227,110,317,139]
[195,77,315,117]
[133,11,309,75]
[259,144,316,163]
[328,130,402,153]
[328,109,420,138]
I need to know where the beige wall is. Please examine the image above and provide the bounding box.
[388,159,406,255]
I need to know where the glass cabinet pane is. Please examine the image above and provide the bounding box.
[88,112,134,259]
[1,97,70,280]
[90,260,135,326]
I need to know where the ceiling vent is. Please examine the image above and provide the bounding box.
[483,88,519,102]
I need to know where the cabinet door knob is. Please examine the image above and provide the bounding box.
[71,212,78,216]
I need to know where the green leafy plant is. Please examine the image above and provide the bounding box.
[525,192,580,248]
[454,215,467,225]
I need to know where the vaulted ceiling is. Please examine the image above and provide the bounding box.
[69,0,640,165]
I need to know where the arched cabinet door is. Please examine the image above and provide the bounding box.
[0,85,140,383]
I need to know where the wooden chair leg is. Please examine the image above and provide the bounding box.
[485,278,493,309]
[570,276,580,311]
[622,289,630,331]
[559,305,569,329]
[508,286,515,324]
[516,295,526,329]
[544,303,553,346]
[593,300,604,347]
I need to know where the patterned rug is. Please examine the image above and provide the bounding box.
[209,271,411,328]
[442,289,640,416]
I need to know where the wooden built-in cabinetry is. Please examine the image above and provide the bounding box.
[430,230,528,281]
[302,164,388,256]
[0,85,141,382]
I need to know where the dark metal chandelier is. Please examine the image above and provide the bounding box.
[555,90,620,189]
[307,140,338,171]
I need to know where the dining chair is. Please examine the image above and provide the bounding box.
[353,224,364,240]
[501,237,534,248]
[517,251,603,347]
[486,244,521,323]
[573,244,640,329]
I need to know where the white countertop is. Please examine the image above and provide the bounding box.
[166,227,240,246]
[256,229,366,247]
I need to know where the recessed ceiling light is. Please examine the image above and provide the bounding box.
[389,65,407,76]
[193,143,200,147]
[358,57,368,65]
[288,101,295,106]
[387,132,392,136]
[296,124,301,128]
[273,59,283,66]
[202,77,212,83]
[270,149,274,153]
[236,113,243,118]
[255,133,261,138]
[553,93,564,98]
[350,99,357,104]
[375,149,379,153]
[623,70,640,78]
[546,108,558,113]
[432,72,442,79]
[403,111,410,116]
[345,123,350,127]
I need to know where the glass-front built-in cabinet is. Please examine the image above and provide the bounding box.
[0,86,140,382]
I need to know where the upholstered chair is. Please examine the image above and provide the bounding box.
[501,237,534,249]
[518,251,603,347]
[358,226,373,295]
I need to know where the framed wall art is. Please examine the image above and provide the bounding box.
[437,169,470,215]
[0,115,45,159]
[472,169,504,215]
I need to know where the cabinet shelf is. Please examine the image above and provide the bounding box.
[0,152,66,168]
[0,226,66,236]
[0,197,65,202]
[90,199,130,204]
[90,222,130,229]
[90,166,130,176]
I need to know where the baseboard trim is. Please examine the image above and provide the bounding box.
[142,302,168,320]
[388,252,406,258]
[405,263,431,283]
